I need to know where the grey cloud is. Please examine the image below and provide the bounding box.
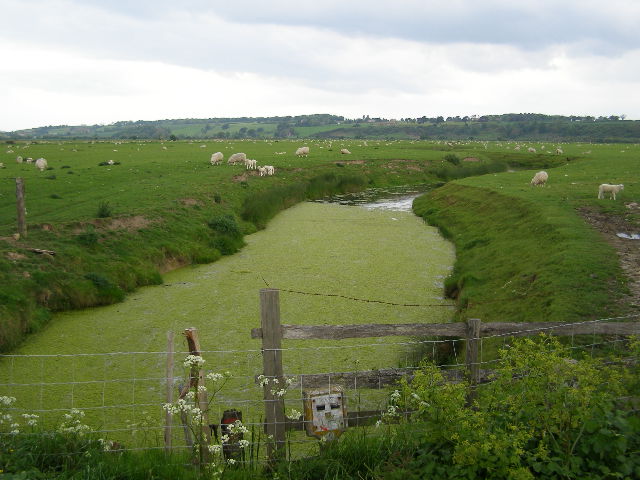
[75,0,640,53]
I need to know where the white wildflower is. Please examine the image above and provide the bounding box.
[208,444,222,454]
[227,458,236,465]
[206,372,224,382]
[287,409,302,420]
[238,439,250,449]
[0,396,16,406]
[183,355,205,369]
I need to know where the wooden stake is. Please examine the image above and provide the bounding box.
[15,178,26,238]
[465,318,482,405]
[164,331,175,452]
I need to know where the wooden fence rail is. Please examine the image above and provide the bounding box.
[252,320,640,341]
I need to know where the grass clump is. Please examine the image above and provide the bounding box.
[96,201,112,218]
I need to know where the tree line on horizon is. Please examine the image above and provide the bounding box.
[2,113,638,143]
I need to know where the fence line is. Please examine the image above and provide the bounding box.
[1,291,638,463]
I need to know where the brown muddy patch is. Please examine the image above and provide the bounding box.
[579,206,640,311]
[463,157,481,162]
[106,216,154,232]
[180,198,202,207]
[232,173,249,182]
[72,215,154,234]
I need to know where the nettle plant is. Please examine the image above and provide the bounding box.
[163,354,244,470]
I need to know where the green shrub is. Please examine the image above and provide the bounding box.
[390,335,640,479]
[97,201,112,218]
[444,153,461,165]
[207,214,241,237]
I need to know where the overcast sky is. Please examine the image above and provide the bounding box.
[1,0,639,131]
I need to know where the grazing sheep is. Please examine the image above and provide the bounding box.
[527,147,537,153]
[35,158,48,171]
[210,152,223,165]
[555,147,563,155]
[530,171,548,187]
[258,166,267,176]
[340,149,351,154]
[0,162,4,168]
[265,165,275,176]
[246,159,257,170]
[295,146,309,157]
[16,155,23,163]
[228,152,246,165]
[598,184,624,200]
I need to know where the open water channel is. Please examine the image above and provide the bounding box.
[2,186,455,447]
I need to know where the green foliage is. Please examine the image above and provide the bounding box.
[207,214,241,237]
[76,226,99,247]
[96,201,112,218]
[444,153,461,165]
[388,335,640,479]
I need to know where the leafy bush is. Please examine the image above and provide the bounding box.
[389,335,640,479]
[207,214,241,237]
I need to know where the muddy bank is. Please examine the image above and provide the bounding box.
[579,205,640,312]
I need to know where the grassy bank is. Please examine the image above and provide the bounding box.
[414,149,639,324]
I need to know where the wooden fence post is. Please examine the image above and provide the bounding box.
[164,331,175,452]
[15,178,26,238]
[465,318,481,405]
[260,288,286,460]
[182,328,211,448]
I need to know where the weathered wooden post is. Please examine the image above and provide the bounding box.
[260,288,286,460]
[164,331,175,452]
[182,328,211,448]
[465,318,482,405]
[15,178,26,238]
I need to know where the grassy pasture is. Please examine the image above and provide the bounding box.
[415,141,639,326]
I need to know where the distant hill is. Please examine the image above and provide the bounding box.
[2,113,640,143]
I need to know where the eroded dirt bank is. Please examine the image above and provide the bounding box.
[579,204,640,312]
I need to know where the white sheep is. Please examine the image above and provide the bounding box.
[258,166,267,176]
[210,152,223,165]
[0,162,4,168]
[527,147,537,153]
[598,184,624,200]
[555,147,563,155]
[530,171,548,187]
[228,152,246,165]
[295,146,309,157]
[340,148,351,154]
[265,165,275,176]
[35,158,48,171]
[246,159,257,170]
[16,155,23,163]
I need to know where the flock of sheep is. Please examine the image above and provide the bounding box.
[9,156,49,171]
[530,170,624,200]
[4,141,626,202]
[209,151,276,176]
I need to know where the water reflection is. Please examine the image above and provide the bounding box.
[313,184,433,212]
